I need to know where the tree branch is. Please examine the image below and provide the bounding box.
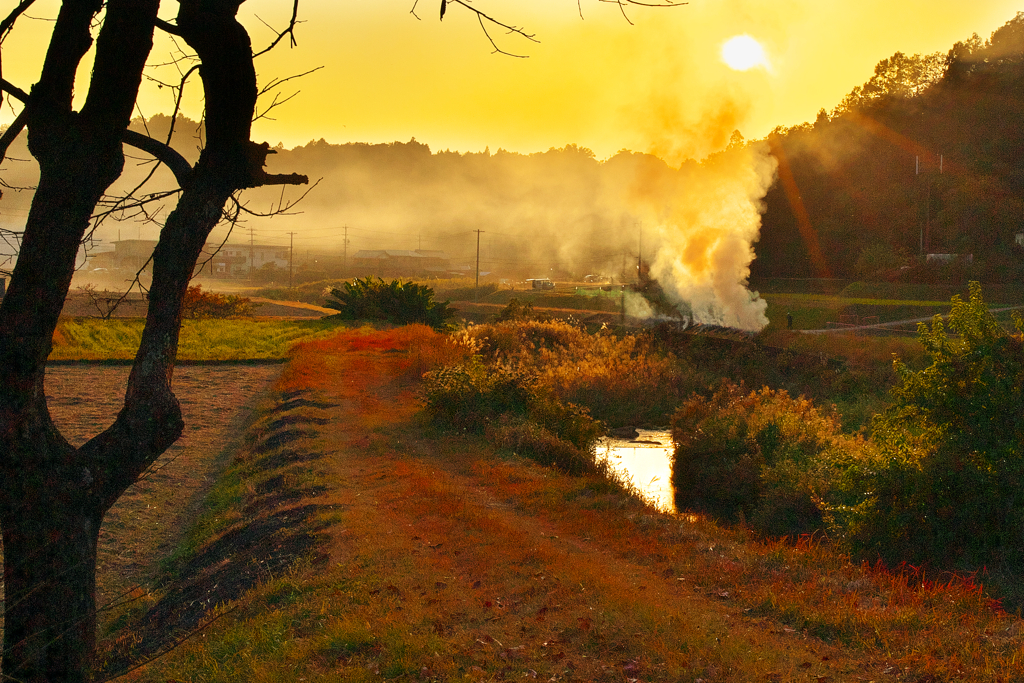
[252,0,301,58]
[243,142,308,188]
[0,76,30,103]
[154,17,180,35]
[34,0,103,111]
[448,0,538,57]
[428,0,685,56]
[0,0,37,39]
[0,106,28,166]
[253,65,323,122]
[121,129,193,187]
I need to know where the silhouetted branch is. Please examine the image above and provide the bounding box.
[254,66,323,122]
[0,77,29,103]
[0,0,36,39]
[153,17,180,36]
[448,0,538,57]
[253,0,302,58]
[0,106,27,166]
[234,177,321,218]
[413,0,685,56]
[121,130,193,187]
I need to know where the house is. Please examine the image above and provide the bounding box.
[91,239,157,272]
[207,244,290,277]
[352,249,451,276]
[87,240,290,278]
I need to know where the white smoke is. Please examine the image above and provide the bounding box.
[633,141,777,331]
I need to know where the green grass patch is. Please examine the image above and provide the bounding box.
[50,318,346,361]
[840,280,1024,305]
[762,292,958,331]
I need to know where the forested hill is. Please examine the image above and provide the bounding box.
[752,11,1024,284]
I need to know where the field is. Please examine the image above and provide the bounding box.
[26,281,1024,681]
[49,317,348,361]
[756,279,1024,333]
[252,277,1024,333]
[71,313,1023,682]
[46,365,281,606]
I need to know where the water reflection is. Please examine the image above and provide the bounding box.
[597,429,675,513]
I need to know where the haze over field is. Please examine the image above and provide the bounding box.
[0,1,1020,328]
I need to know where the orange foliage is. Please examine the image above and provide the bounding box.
[276,324,473,396]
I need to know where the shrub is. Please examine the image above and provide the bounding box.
[182,285,253,319]
[422,358,603,474]
[422,360,538,433]
[466,319,590,360]
[464,319,692,426]
[325,277,456,329]
[670,381,865,537]
[486,416,598,475]
[839,282,1024,569]
[493,297,538,322]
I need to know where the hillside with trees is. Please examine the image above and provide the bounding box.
[753,12,1024,284]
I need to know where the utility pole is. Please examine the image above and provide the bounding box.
[921,154,929,255]
[637,221,643,281]
[248,226,256,282]
[342,225,349,273]
[916,154,943,255]
[287,232,296,288]
[475,229,484,302]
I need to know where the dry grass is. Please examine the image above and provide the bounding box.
[49,318,344,361]
[461,320,694,427]
[95,324,1024,683]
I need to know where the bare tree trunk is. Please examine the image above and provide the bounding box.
[0,2,159,680]
[0,1,305,680]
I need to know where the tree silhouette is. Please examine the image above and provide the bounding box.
[0,2,306,681]
[0,2,686,680]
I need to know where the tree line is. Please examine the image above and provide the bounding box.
[752,12,1024,284]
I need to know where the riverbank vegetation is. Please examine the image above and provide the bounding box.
[97,316,1024,682]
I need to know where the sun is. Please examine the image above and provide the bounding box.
[721,35,769,71]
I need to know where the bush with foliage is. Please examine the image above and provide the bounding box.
[670,381,868,537]
[493,297,538,322]
[837,282,1024,568]
[182,285,254,319]
[422,358,603,474]
[325,277,455,329]
[462,319,693,427]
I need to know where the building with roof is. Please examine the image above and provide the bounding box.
[86,240,290,278]
[351,249,451,276]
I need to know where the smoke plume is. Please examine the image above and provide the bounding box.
[633,142,777,331]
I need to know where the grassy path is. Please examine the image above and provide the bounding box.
[105,327,915,683]
[94,324,1024,682]
[800,304,1024,334]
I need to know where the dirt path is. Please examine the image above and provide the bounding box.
[310,387,892,682]
[133,329,896,681]
[801,304,1024,334]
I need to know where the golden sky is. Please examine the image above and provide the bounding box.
[236,0,1021,161]
[3,1,1022,160]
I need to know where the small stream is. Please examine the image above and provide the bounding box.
[597,429,676,513]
